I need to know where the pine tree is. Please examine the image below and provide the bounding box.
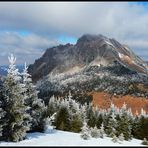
[0,87,6,140]
[112,134,118,143]
[55,105,71,131]
[99,123,105,138]
[80,122,91,140]
[118,133,124,142]
[47,95,57,117]
[132,115,148,140]
[106,112,117,137]
[116,103,133,140]
[47,113,56,133]
[70,113,83,133]
[22,63,47,132]
[2,54,30,142]
[96,113,103,129]
[86,103,96,128]
[90,126,100,138]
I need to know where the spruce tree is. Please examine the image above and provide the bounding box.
[0,87,6,140]
[116,103,133,140]
[55,105,71,131]
[22,63,47,132]
[90,126,100,138]
[132,114,148,140]
[112,134,118,143]
[2,54,30,142]
[118,133,124,142]
[86,103,96,128]
[106,112,117,137]
[80,122,91,140]
[70,113,83,133]
[47,95,57,117]
[99,123,105,138]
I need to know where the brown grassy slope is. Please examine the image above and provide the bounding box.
[89,91,148,115]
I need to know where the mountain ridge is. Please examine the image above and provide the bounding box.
[28,34,147,82]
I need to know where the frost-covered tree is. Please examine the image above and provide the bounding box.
[47,113,56,133]
[95,111,103,129]
[86,103,96,128]
[106,112,117,137]
[80,122,91,140]
[55,104,71,131]
[132,114,148,140]
[70,113,83,133]
[2,54,30,142]
[118,133,124,142]
[90,126,100,138]
[22,63,47,132]
[99,123,105,138]
[0,88,6,140]
[116,103,133,140]
[47,95,58,117]
[111,134,118,143]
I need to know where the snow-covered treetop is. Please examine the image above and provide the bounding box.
[8,54,16,65]
[7,54,21,82]
[22,62,32,83]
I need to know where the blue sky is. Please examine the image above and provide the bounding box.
[0,2,148,65]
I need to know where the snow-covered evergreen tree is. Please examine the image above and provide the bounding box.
[80,122,91,140]
[111,134,118,143]
[47,113,56,133]
[118,133,124,142]
[99,123,105,138]
[55,103,71,131]
[117,103,133,140]
[71,112,83,133]
[132,114,148,140]
[106,112,117,137]
[22,62,47,132]
[86,103,96,128]
[47,95,58,117]
[90,126,100,138]
[2,54,30,142]
[0,84,6,140]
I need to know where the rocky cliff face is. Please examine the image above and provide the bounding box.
[28,34,147,82]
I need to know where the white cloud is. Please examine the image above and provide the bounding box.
[0,32,58,65]
[0,2,148,64]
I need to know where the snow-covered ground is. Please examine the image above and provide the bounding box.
[0,128,144,146]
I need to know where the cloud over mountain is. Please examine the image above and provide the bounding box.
[0,2,148,64]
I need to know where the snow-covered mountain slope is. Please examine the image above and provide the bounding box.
[0,128,143,146]
[28,34,147,82]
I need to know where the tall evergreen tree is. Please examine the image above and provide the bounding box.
[132,114,148,140]
[0,87,6,140]
[55,105,71,131]
[106,112,117,137]
[80,122,91,140]
[2,54,30,142]
[116,103,133,140]
[47,95,57,117]
[86,103,96,128]
[22,63,47,132]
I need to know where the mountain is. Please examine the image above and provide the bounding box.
[28,34,147,82]
[28,34,148,106]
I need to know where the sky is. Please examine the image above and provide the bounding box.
[0,2,148,65]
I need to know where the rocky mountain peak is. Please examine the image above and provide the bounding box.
[28,34,147,82]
